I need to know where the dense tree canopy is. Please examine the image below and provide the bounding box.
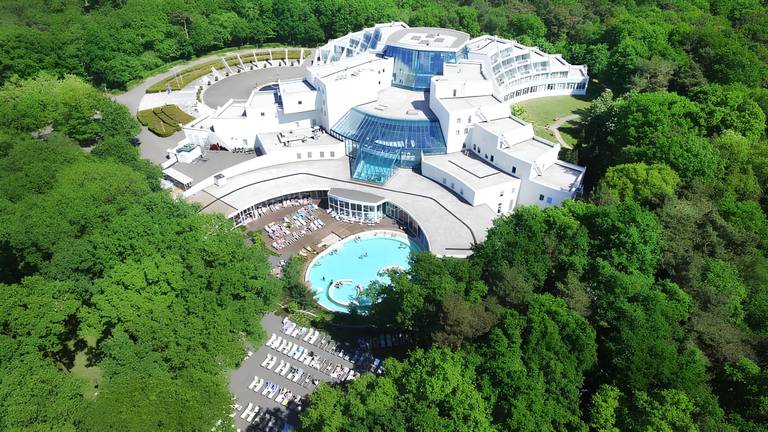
[1,0,767,431]
[0,75,280,431]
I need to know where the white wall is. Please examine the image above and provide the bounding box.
[182,141,346,197]
[314,57,394,130]
[281,89,318,114]
[516,178,574,209]
[421,157,520,213]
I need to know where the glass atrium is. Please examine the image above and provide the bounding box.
[330,108,446,184]
[385,45,462,90]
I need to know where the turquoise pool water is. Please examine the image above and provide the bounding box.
[305,231,420,313]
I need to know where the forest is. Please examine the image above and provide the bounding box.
[0,0,767,431]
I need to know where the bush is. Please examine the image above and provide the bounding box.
[136,105,194,137]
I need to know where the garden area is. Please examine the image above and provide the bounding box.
[146,49,310,93]
[136,104,195,137]
[513,83,602,147]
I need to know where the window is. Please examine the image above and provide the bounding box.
[490,155,495,162]
[464,128,469,134]
[484,154,488,159]
[499,191,504,197]
[460,188,464,196]
[442,177,446,185]
[307,152,312,158]
[546,197,553,204]
[457,117,461,123]
[451,182,455,190]
[260,112,265,117]
[319,151,324,158]
[453,89,457,97]
[497,203,502,214]
[297,153,302,160]
[456,130,460,135]
[539,194,544,201]
[512,166,517,174]
[298,100,303,105]
[330,151,335,157]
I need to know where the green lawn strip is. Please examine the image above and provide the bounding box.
[517,95,592,126]
[66,335,101,399]
[146,49,311,93]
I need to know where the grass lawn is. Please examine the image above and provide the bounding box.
[68,335,102,399]
[514,83,603,148]
[516,94,593,126]
[558,118,582,147]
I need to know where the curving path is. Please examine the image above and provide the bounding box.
[547,114,580,148]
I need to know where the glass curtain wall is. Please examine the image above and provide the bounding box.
[328,195,384,221]
[330,108,446,184]
[385,46,460,90]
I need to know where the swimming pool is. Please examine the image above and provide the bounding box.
[305,230,420,313]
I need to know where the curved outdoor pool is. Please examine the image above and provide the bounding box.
[305,231,420,313]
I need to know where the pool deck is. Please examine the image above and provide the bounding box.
[190,157,495,257]
[245,200,402,261]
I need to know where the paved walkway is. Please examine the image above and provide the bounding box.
[245,201,402,261]
[547,114,580,148]
[188,158,496,257]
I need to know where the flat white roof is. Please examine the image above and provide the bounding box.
[534,161,585,191]
[278,79,314,95]
[246,90,277,107]
[356,86,435,121]
[480,116,529,135]
[441,62,486,81]
[328,188,386,204]
[163,167,193,185]
[423,152,518,190]
[309,53,386,79]
[386,27,469,51]
[439,95,500,112]
[501,137,556,162]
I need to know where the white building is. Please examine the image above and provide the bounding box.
[175,22,586,215]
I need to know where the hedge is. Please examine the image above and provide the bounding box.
[137,104,194,137]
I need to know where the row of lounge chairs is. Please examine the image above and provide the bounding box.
[326,208,381,226]
[233,197,313,226]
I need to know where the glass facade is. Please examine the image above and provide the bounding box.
[384,45,462,90]
[328,195,384,222]
[330,108,446,184]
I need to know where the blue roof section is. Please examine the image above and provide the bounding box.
[331,108,446,184]
[331,108,445,153]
